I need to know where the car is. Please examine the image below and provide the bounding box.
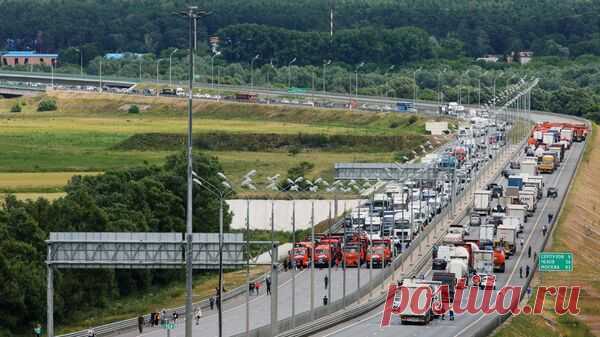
[547,187,558,198]
[502,169,513,178]
[509,161,520,169]
[478,274,497,290]
[470,213,482,226]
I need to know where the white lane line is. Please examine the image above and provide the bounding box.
[319,310,384,337]
[451,144,576,337]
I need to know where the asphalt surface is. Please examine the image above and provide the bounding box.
[312,127,584,336]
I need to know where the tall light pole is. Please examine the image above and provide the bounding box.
[169,48,178,88]
[478,71,489,107]
[99,58,102,92]
[438,67,447,106]
[138,59,143,82]
[176,6,208,337]
[156,59,164,96]
[288,57,297,89]
[384,65,395,98]
[413,67,421,107]
[459,70,470,105]
[250,54,260,89]
[355,62,364,97]
[75,47,83,76]
[211,51,221,89]
[323,59,331,93]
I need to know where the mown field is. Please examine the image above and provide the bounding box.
[493,125,599,337]
[0,91,439,196]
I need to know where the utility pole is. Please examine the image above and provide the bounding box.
[176,6,209,337]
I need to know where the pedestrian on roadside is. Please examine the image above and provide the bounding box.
[519,266,523,279]
[526,265,530,277]
[34,324,42,337]
[528,246,531,258]
[534,252,538,262]
[266,276,272,295]
[249,282,255,295]
[284,258,289,272]
[137,315,144,333]
[324,275,329,289]
[195,307,202,325]
[520,239,524,251]
[449,309,455,321]
[154,311,160,327]
[172,311,178,323]
[527,286,532,298]
[255,281,261,295]
[542,225,547,236]
[210,296,215,310]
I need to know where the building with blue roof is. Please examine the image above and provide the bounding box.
[1,50,58,66]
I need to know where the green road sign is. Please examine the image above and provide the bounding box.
[539,252,573,272]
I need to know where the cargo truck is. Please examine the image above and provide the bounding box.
[519,191,537,213]
[506,204,528,224]
[473,190,492,215]
[495,224,518,257]
[472,250,494,285]
[478,225,495,250]
[521,159,538,176]
[538,154,555,173]
[493,247,506,272]
[394,279,439,324]
[502,216,523,234]
[542,132,556,145]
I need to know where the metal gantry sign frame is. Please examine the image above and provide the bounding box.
[45,232,276,337]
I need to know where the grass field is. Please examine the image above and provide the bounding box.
[493,125,600,337]
[0,91,436,193]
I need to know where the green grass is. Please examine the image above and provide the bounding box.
[0,92,431,192]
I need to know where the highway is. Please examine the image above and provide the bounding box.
[312,114,585,337]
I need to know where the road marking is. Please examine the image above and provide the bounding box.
[319,310,384,337]
[451,143,576,337]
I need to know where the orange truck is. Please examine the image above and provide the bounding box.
[342,242,365,267]
[290,242,313,268]
[493,247,506,272]
[369,239,392,266]
[314,236,342,267]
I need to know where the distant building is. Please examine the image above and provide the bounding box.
[104,53,144,60]
[1,51,57,66]
[476,54,501,63]
[518,51,534,64]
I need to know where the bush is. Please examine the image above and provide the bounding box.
[288,145,301,156]
[37,99,57,111]
[128,105,140,114]
[10,102,21,113]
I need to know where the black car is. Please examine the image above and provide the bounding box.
[509,161,521,169]
[547,187,558,198]
[502,169,512,178]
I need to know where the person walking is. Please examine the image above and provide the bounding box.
[34,324,42,337]
[324,275,329,290]
[210,296,215,310]
[137,315,144,333]
[449,309,455,321]
[520,238,524,251]
[519,266,523,279]
[542,225,547,236]
[172,311,178,323]
[195,307,202,326]
[526,265,530,277]
[255,281,261,295]
[249,282,255,296]
[528,246,531,258]
[547,213,553,224]
[266,276,272,295]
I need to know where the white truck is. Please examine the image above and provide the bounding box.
[478,224,495,249]
[519,190,537,213]
[502,216,523,234]
[442,233,464,245]
[496,224,518,256]
[448,258,469,286]
[506,204,528,225]
[521,159,538,176]
[473,250,494,275]
[524,176,544,199]
[561,129,574,144]
[395,280,439,324]
[473,190,492,215]
[542,132,555,146]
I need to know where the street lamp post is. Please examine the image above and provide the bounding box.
[355,62,364,97]
[156,59,164,96]
[138,59,143,82]
[438,68,447,107]
[169,48,178,88]
[75,47,83,76]
[288,57,297,89]
[383,65,395,98]
[413,67,421,107]
[459,70,471,105]
[211,51,222,89]
[251,54,260,89]
[99,59,102,92]
[323,59,331,93]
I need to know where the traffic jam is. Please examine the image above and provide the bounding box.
[388,120,586,325]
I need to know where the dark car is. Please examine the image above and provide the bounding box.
[502,169,512,178]
[547,187,558,198]
[509,161,521,169]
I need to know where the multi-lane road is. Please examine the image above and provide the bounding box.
[312,115,585,337]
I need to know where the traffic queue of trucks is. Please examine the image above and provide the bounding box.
[528,122,587,173]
